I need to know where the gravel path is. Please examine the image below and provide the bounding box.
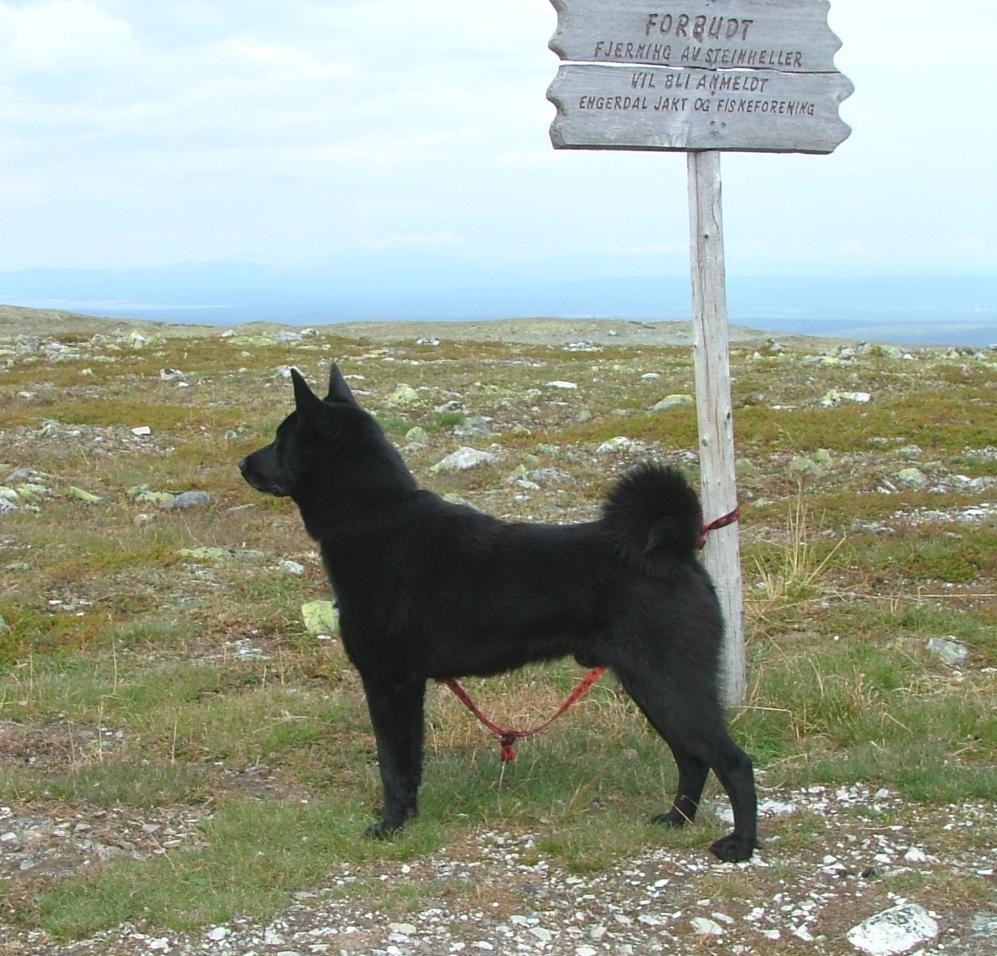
[2,785,994,955]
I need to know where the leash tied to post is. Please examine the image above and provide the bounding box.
[698,503,740,549]
[440,509,741,763]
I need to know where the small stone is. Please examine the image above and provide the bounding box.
[278,559,305,576]
[924,637,969,667]
[547,380,578,390]
[131,426,152,436]
[454,416,492,439]
[176,547,265,562]
[846,903,938,955]
[431,447,498,472]
[206,926,229,941]
[171,491,213,509]
[790,456,822,476]
[14,483,50,502]
[67,486,106,505]
[690,917,724,936]
[895,467,928,489]
[385,384,421,407]
[650,393,694,411]
[128,486,176,508]
[596,436,635,455]
[405,426,428,445]
[821,389,871,405]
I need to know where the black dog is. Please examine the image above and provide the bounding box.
[240,364,757,862]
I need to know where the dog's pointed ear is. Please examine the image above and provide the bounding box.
[291,368,325,422]
[326,363,358,405]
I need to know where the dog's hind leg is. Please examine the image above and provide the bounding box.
[650,743,709,828]
[361,676,426,837]
[613,666,757,862]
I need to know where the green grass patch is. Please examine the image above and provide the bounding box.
[30,798,442,938]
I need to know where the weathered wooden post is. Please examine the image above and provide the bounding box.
[546,0,853,705]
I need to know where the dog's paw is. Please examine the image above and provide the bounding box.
[708,832,756,863]
[650,808,692,829]
[365,820,400,840]
[365,808,416,840]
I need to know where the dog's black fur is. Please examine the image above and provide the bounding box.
[240,364,757,862]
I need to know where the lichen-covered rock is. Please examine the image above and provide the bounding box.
[301,600,338,636]
[385,384,421,407]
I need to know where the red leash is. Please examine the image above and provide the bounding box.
[439,667,606,763]
[441,506,741,763]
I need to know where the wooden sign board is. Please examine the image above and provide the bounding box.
[548,0,852,154]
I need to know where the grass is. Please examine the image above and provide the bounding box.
[0,321,994,939]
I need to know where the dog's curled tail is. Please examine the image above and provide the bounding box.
[602,463,702,569]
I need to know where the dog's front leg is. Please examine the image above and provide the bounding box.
[361,674,426,837]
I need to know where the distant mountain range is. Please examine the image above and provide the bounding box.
[1,263,995,346]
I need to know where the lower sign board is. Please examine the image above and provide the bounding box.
[548,63,852,153]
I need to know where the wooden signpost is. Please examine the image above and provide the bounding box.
[546,0,853,705]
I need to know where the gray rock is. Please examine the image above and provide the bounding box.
[172,491,214,509]
[5,467,46,483]
[971,912,997,937]
[650,393,694,412]
[404,426,428,445]
[596,436,636,455]
[431,447,498,472]
[454,416,492,439]
[821,389,871,405]
[925,637,969,667]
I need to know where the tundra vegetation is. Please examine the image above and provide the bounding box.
[0,308,993,953]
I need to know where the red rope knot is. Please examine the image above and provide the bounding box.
[499,732,520,764]
[699,503,741,548]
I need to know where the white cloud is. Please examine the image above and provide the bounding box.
[0,0,136,76]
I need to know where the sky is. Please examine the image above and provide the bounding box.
[1,0,996,284]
